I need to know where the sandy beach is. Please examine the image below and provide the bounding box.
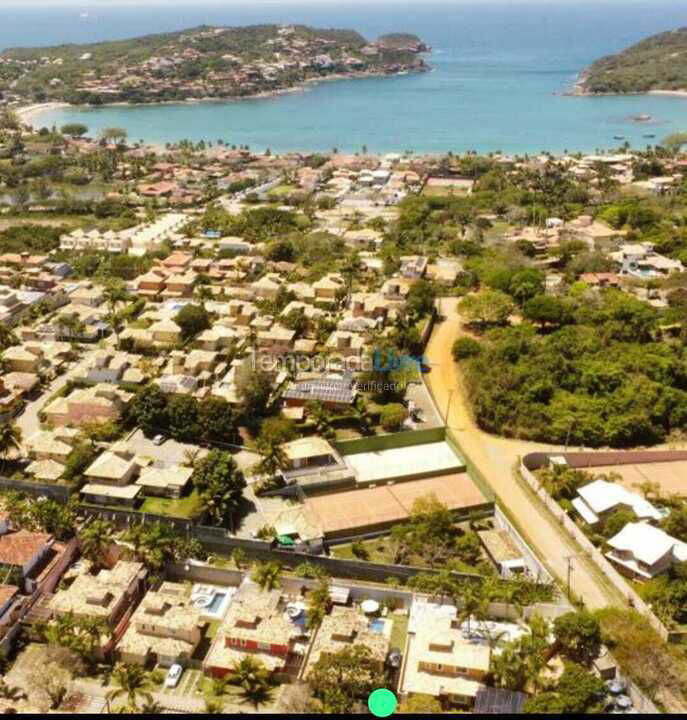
[648,89,687,98]
[16,101,71,126]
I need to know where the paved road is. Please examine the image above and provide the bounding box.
[425,297,621,610]
[15,349,101,443]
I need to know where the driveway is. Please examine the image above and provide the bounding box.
[425,297,622,610]
[15,348,101,443]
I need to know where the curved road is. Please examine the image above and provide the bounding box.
[425,297,621,610]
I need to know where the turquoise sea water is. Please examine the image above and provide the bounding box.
[6,1,687,153]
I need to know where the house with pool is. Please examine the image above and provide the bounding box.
[203,582,307,679]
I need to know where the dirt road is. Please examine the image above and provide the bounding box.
[425,298,621,610]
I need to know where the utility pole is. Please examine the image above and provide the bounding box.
[564,554,575,601]
[446,388,455,425]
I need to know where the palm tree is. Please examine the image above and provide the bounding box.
[0,324,17,352]
[137,698,164,714]
[253,439,287,485]
[251,561,282,591]
[0,679,26,701]
[106,664,153,711]
[456,583,488,635]
[0,422,22,470]
[80,519,115,569]
[227,657,273,710]
[102,279,130,349]
[204,698,225,713]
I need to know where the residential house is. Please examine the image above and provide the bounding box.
[204,584,304,677]
[571,479,663,528]
[282,375,356,410]
[303,605,388,678]
[42,384,132,428]
[136,464,193,498]
[118,582,203,667]
[0,527,54,592]
[48,559,146,628]
[402,606,489,707]
[606,522,687,580]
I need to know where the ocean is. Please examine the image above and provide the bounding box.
[6,0,687,153]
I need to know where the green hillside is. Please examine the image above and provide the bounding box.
[581,27,687,93]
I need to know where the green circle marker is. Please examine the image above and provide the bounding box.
[368,688,397,717]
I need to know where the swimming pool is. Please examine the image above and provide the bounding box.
[207,592,227,613]
[369,618,386,634]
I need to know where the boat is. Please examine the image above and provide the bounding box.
[643,133,656,139]
[613,135,626,140]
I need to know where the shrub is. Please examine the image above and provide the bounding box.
[379,403,408,431]
[452,336,481,360]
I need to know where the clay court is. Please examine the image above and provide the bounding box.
[306,473,489,538]
[584,461,687,498]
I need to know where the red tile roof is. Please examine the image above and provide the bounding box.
[0,530,52,567]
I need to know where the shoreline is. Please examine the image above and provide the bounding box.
[16,67,427,127]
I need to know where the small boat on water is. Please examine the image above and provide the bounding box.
[613,135,626,140]
[643,133,656,139]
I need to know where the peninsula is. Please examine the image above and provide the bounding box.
[576,26,687,94]
[0,24,430,107]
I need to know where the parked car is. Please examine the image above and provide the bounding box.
[165,664,183,688]
[152,434,166,446]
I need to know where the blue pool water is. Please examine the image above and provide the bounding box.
[207,592,226,613]
[369,618,386,634]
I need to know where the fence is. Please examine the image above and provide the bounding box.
[0,475,71,502]
[493,506,554,585]
[519,453,673,642]
[334,426,447,456]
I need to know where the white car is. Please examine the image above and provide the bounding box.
[164,664,183,688]
[152,434,166,446]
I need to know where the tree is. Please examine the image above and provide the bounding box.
[379,403,408,431]
[106,664,153,711]
[522,662,606,714]
[398,694,442,713]
[452,336,481,360]
[80,519,115,569]
[0,422,21,469]
[123,521,200,573]
[175,303,210,340]
[523,294,572,328]
[661,506,687,542]
[101,278,130,348]
[306,576,332,631]
[198,396,236,443]
[458,289,514,328]
[99,127,128,145]
[227,657,274,710]
[28,661,72,711]
[192,450,246,527]
[238,369,273,428]
[128,385,168,435]
[251,561,282,591]
[61,123,88,138]
[553,610,602,665]
[308,645,386,714]
[167,394,201,442]
[0,679,25,702]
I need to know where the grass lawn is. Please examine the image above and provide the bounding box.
[267,183,297,197]
[390,614,409,650]
[141,488,203,518]
[331,536,397,564]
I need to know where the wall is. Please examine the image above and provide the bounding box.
[334,426,447,456]
[493,505,553,584]
[0,475,70,502]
